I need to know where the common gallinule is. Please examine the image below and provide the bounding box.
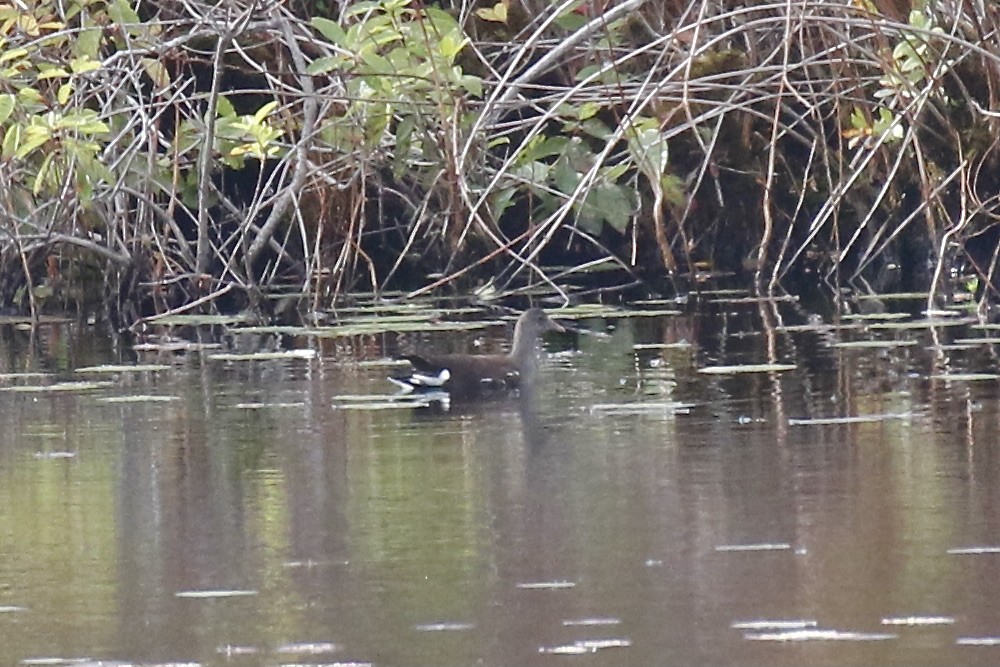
[389,308,564,394]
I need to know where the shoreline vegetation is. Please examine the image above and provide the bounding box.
[0,0,997,326]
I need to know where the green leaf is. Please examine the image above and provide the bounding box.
[2,124,19,158]
[520,135,570,162]
[438,34,468,62]
[57,83,73,105]
[306,55,345,75]
[0,48,28,64]
[107,0,141,26]
[475,1,508,23]
[344,1,380,18]
[0,93,14,124]
[70,56,101,74]
[37,65,70,80]
[33,152,54,195]
[253,100,278,123]
[312,17,349,46]
[74,27,101,59]
[140,57,169,88]
[18,87,45,105]
[216,95,236,118]
[580,184,632,233]
[459,73,482,97]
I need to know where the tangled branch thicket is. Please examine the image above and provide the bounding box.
[1,0,998,323]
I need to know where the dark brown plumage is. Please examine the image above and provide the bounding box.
[389,308,564,395]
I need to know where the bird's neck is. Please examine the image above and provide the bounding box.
[509,326,540,367]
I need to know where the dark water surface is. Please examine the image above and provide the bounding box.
[4,299,1000,666]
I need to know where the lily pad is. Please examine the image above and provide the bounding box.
[100,395,181,404]
[0,373,53,381]
[563,618,622,626]
[840,311,911,321]
[947,546,1000,554]
[881,616,954,626]
[732,620,818,630]
[133,341,223,352]
[148,313,253,326]
[311,320,497,338]
[539,639,632,654]
[633,342,693,350]
[232,402,305,409]
[332,393,448,410]
[516,581,576,589]
[744,629,896,642]
[414,622,475,632]
[274,641,340,654]
[788,413,912,425]
[208,350,316,361]
[866,318,974,330]
[715,543,792,552]
[706,295,799,305]
[75,364,171,374]
[831,340,918,349]
[175,589,258,599]
[698,363,797,375]
[589,401,694,415]
[0,381,112,393]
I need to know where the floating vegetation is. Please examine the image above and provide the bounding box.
[947,546,1000,555]
[538,639,632,654]
[332,393,448,410]
[927,344,981,352]
[865,318,974,330]
[881,616,955,626]
[208,350,316,362]
[232,402,306,409]
[516,581,576,590]
[282,559,347,569]
[744,629,897,642]
[929,374,1000,382]
[75,364,172,374]
[788,414,913,426]
[698,363,797,375]
[732,620,818,630]
[706,295,799,305]
[563,618,621,627]
[99,395,181,403]
[309,319,496,338]
[133,341,223,352]
[957,637,1000,646]
[588,402,695,416]
[350,358,411,368]
[953,338,1000,345]
[275,642,340,654]
[147,313,254,326]
[414,622,475,632]
[174,589,258,599]
[217,645,258,656]
[0,381,112,393]
[0,373,55,381]
[715,543,792,552]
[633,342,694,350]
[831,340,919,349]
[776,323,836,333]
[840,312,911,321]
